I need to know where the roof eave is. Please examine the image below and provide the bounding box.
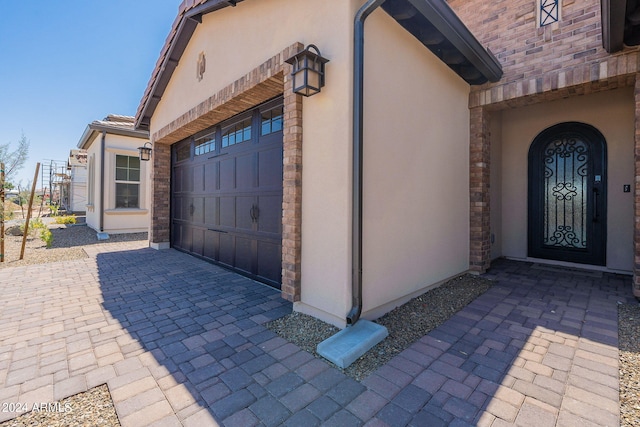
[77,123,149,150]
[135,0,243,131]
[383,0,503,85]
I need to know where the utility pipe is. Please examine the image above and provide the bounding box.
[347,0,387,326]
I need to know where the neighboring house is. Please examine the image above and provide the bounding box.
[134,0,639,328]
[68,149,87,213]
[77,115,151,236]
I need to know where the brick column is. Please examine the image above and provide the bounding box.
[281,65,304,302]
[469,106,491,273]
[150,141,171,248]
[634,76,640,297]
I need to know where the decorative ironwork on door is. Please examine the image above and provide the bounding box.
[542,137,588,249]
[528,122,606,266]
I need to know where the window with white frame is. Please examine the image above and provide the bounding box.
[539,0,560,27]
[115,155,140,208]
[87,155,95,206]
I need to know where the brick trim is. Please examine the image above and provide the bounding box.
[469,107,492,273]
[470,54,638,109]
[149,42,305,302]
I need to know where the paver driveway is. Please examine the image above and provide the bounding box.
[0,242,635,426]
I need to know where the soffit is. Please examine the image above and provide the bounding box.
[381,0,502,85]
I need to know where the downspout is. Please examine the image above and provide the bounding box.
[347,0,387,326]
[99,131,106,233]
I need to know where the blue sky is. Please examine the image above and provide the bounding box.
[0,1,179,186]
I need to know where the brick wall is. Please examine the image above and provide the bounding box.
[447,0,640,107]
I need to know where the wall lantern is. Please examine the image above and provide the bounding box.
[138,142,152,161]
[285,44,329,97]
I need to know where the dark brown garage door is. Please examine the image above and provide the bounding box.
[171,98,283,288]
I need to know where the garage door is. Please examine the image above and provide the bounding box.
[171,98,283,288]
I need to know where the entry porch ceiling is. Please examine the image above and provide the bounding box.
[602,0,640,52]
[380,0,503,85]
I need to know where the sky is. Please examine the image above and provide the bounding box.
[0,1,180,187]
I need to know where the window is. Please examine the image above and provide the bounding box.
[177,144,191,162]
[195,133,215,156]
[87,155,95,206]
[539,0,559,27]
[115,155,140,208]
[222,118,252,147]
[261,106,283,136]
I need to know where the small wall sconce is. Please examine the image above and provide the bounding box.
[138,142,152,161]
[285,44,329,97]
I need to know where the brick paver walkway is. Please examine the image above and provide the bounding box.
[0,244,635,426]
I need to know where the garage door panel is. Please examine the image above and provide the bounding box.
[192,227,204,257]
[257,240,281,283]
[204,230,219,260]
[204,162,218,192]
[258,147,283,189]
[194,164,204,192]
[258,195,282,234]
[236,197,254,231]
[219,233,234,266]
[192,197,205,224]
[220,158,235,190]
[204,197,217,226]
[235,237,253,274]
[236,153,255,190]
[220,197,235,228]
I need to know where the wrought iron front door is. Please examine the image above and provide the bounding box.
[528,122,607,265]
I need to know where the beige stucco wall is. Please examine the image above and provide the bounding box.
[358,9,471,320]
[150,0,472,327]
[83,133,151,234]
[496,87,634,272]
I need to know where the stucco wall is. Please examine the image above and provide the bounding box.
[496,87,634,272]
[359,9,471,320]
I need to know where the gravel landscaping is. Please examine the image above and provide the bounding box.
[619,303,640,427]
[0,385,119,427]
[266,274,493,381]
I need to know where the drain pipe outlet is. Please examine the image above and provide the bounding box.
[347,0,387,326]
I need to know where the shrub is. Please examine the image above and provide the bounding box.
[22,218,53,248]
[54,215,76,225]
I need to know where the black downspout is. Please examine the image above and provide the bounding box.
[99,131,106,233]
[347,0,387,326]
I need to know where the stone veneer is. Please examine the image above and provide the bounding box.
[149,43,304,302]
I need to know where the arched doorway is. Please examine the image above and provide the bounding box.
[528,122,607,265]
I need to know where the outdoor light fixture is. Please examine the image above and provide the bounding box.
[285,44,329,97]
[138,142,152,161]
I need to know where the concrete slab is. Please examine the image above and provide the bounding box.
[317,320,388,369]
[96,232,110,240]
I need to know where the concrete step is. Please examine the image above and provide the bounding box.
[317,320,388,369]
